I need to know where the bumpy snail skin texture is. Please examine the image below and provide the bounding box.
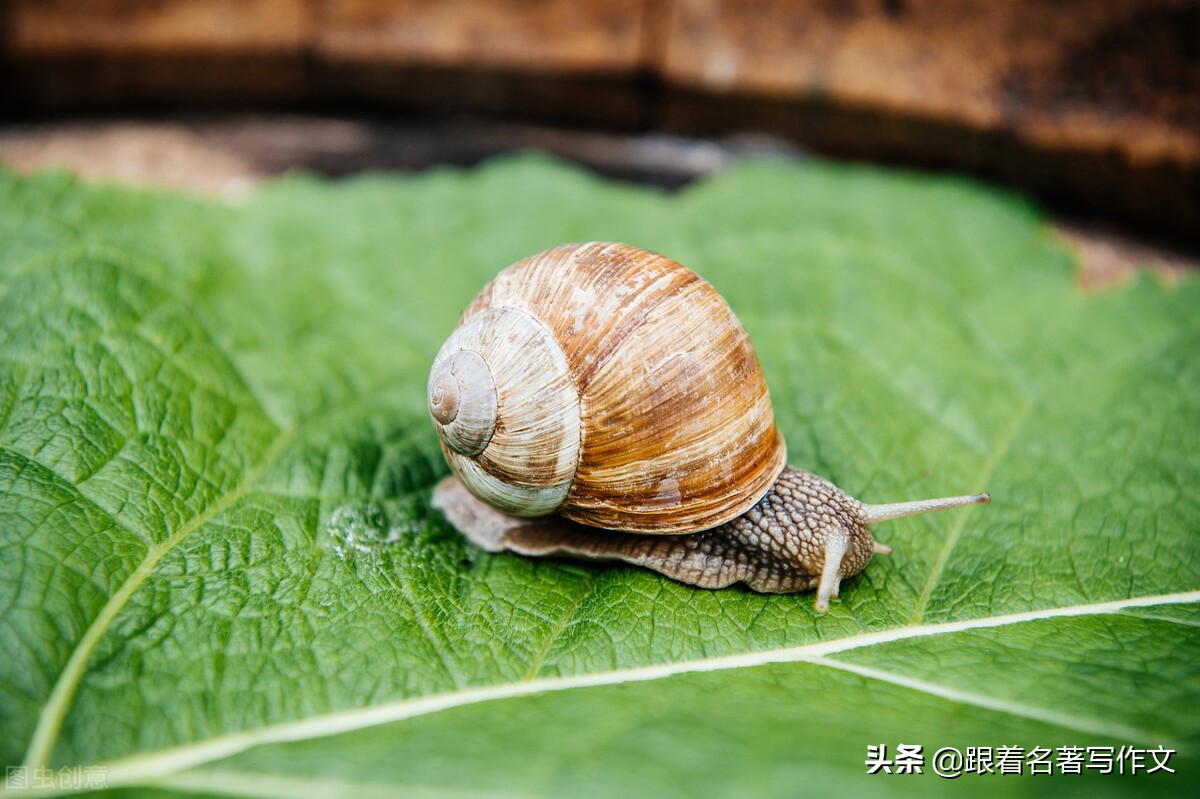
[429,242,990,611]
[433,467,987,612]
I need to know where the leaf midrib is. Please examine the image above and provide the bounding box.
[13,321,1196,775]
[40,590,1196,795]
[20,428,295,770]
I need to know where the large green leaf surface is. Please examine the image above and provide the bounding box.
[0,155,1197,797]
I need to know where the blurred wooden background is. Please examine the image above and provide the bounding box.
[4,0,1198,241]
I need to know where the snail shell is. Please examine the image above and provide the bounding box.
[428,242,786,534]
[429,243,990,610]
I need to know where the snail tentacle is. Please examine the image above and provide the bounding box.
[431,466,884,610]
[427,242,991,609]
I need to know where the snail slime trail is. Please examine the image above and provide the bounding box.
[326,504,404,564]
[428,243,990,612]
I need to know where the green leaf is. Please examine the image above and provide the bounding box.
[1,155,1197,798]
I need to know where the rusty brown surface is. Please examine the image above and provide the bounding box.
[5,0,649,69]
[661,0,1199,165]
[3,0,1198,239]
[7,0,311,54]
[656,1,1199,238]
[318,0,647,73]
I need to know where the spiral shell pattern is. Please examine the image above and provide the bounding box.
[428,242,786,533]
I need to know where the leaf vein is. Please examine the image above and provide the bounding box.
[814,658,1166,743]
[909,394,1033,624]
[523,575,602,681]
[0,443,150,545]
[73,590,1200,792]
[20,427,294,770]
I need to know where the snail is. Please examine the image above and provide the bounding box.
[428,243,989,612]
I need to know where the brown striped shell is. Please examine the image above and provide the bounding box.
[427,242,787,534]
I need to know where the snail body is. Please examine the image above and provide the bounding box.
[429,243,988,611]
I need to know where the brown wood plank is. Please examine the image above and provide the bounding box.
[318,0,648,73]
[3,0,1196,237]
[658,0,1199,168]
[7,0,311,55]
